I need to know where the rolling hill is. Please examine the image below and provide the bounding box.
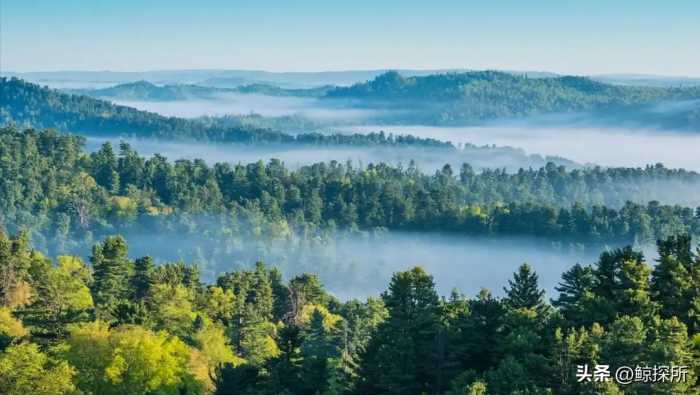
[323,71,700,127]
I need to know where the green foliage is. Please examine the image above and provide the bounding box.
[0,78,457,146]
[327,71,700,128]
[360,267,442,394]
[61,321,200,395]
[1,126,699,282]
[0,342,75,395]
[0,308,27,350]
[0,230,699,393]
[21,255,93,337]
[90,236,133,320]
[503,263,548,314]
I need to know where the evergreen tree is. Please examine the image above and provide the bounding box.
[92,142,120,194]
[616,258,656,319]
[647,317,697,393]
[503,263,547,314]
[651,235,697,327]
[359,267,441,394]
[300,309,337,394]
[130,256,155,302]
[592,247,646,325]
[553,263,598,327]
[90,236,133,320]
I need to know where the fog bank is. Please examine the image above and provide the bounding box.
[84,136,574,174]
[342,124,700,172]
[112,94,382,121]
[101,230,603,300]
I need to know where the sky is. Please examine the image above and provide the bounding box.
[1,0,699,76]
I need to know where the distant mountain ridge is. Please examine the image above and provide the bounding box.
[322,71,700,127]
[3,72,699,132]
[67,81,332,101]
[0,77,455,147]
[5,69,700,90]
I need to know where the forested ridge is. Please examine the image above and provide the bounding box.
[1,126,699,259]
[2,97,700,393]
[0,78,447,146]
[325,71,700,127]
[328,71,700,104]
[68,80,331,100]
[1,230,699,394]
[6,73,700,133]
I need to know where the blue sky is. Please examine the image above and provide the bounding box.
[2,0,698,76]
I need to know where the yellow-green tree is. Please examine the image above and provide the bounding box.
[0,342,75,395]
[61,321,203,395]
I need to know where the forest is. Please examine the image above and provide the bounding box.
[68,81,332,100]
[325,71,700,128]
[1,230,699,394]
[0,78,443,145]
[3,77,700,394]
[1,126,699,258]
[4,1,700,393]
[6,74,700,136]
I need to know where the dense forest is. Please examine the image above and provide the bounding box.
[67,81,331,101]
[1,126,699,279]
[325,71,700,128]
[1,230,699,394]
[5,77,579,170]
[0,78,446,146]
[0,127,700,248]
[7,73,700,134]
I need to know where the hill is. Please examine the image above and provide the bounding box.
[0,77,288,142]
[0,77,455,148]
[66,80,230,101]
[68,81,332,101]
[323,71,700,126]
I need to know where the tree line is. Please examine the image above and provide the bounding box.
[0,77,449,146]
[1,231,699,394]
[325,71,700,128]
[1,126,698,253]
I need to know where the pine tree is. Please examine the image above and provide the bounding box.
[602,316,647,370]
[503,263,547,314]
[455,289,505,373]
[250,262,274,322]
[616,258,656,319]
[553,263,598,327]
[647,317,697,393]
[300,309,337,393]
[90,236,133,320]
[651,235,696,326]
[592,247,646,324]
[92,142,120,194]
[130,256,154,302]
[359,267,441,394]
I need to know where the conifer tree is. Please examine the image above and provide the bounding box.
[130,256,154,302]
[503,263,547,314]
[553,263,598,327]
[359,267,441,394]
[90,236,133,320]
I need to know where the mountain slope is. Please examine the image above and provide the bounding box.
[0,77,286,142]
[323,71,700,126]
[67,80,228,101]
[0,77,456,147]
[68,81,332,101]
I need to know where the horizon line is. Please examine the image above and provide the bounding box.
[3,67,700,80]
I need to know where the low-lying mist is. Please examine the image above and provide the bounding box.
[102,95,700,172]
[84,136,573,174]
[71,229,607,300]
[83,134,700,207]
[111,93,383,122]
[341,124,700,172]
